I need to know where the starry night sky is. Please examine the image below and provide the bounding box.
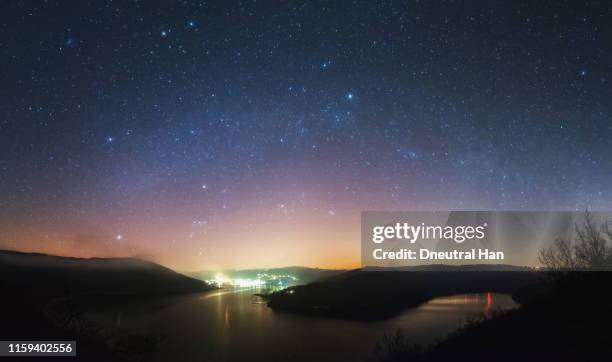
[1,1,611,270]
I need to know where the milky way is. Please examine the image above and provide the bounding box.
[1,1,611,269]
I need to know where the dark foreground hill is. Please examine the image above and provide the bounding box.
[266,266,540,319]
[0,249,213,296]
[374,273,612,362]
[0,250,214,361]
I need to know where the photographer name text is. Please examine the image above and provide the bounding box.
[372,248,504,261]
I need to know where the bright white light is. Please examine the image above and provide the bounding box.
[233,279,266,288]
[206,274,266,288]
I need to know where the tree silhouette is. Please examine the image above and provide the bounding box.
[538,211,612,270]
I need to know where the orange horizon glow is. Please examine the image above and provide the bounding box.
[0,186,366,271]
[0,243,360,272]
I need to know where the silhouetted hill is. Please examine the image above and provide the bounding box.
[266,267,540,319]
[0,250,208,360]
[374,273,612,362]
[0,250,214,296]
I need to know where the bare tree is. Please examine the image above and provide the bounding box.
[538,211,612,270]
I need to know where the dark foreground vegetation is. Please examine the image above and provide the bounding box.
[372,273,612,362]
[265,267,540,320]
[0,250,214,361]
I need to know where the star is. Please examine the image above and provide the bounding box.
[2,0,611,275]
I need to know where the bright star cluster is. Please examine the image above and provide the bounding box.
[0,1,611,270]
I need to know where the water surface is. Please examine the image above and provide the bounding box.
[87,289,516,362]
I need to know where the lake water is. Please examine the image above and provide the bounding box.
[86,290,516,362]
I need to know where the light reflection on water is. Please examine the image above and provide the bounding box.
[87,290,516,362]
[422,291,495,311]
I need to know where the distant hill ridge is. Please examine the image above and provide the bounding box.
[0,249,213,296]
[266,267,540,320]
